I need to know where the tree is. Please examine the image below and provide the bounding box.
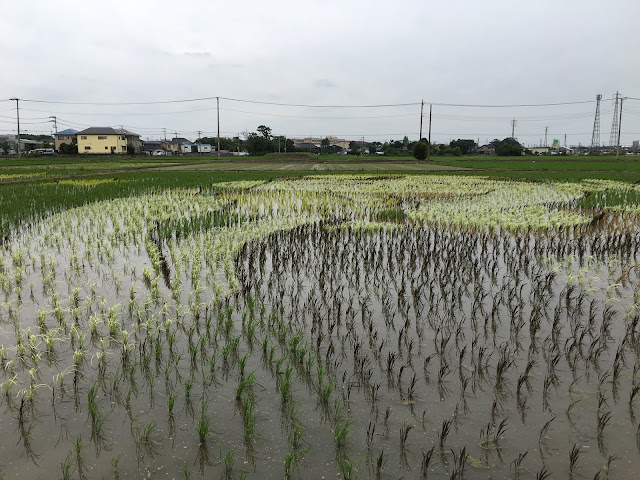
[321,137,330,154]
[201,136,242,151]
[59,142,78,155]
[0,140,9,154]
[413,141,428,160]
[368,143,378,154]
[245,132,273,156]
[257,125,272,140]
[496,137,523,156]
[449,139,477,155]
[127,143,136,155]
[402,136,409,150]
[348,141,361,155]
[489,139,502,148]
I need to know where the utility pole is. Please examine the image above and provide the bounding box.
[49,116,58,134]
[237,133,240,154]
[10,98,20,158]
[511,118,517,139]
[284,135,287,153]
[49,116,57,152]
[427,104,432,162]
[616,96,626,160]
[544,126,548,147]
[216,97,221,160]
[419,99,424,141]
[163,128,167,142]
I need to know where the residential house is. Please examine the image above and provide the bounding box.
[142,141,166,156]
[115,129,142,153]
[167,137,192,154]
[77,127,131,154]
[54,129,78,151]
[194,143,212,154]
[476,144,496,155]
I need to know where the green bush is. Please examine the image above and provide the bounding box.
[413,141,428,160]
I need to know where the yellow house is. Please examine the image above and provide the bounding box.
[77,127,130,154]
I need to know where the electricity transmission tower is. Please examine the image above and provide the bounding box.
[590,94,602,150]
[609,92,620,147]
[510,118,517,139]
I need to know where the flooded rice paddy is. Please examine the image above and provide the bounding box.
[2,175,640,479]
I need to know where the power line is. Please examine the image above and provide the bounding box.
[11,95,610,109]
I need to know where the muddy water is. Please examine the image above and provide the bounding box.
[1,222,640,479]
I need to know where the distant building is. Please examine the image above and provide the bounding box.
[77,127,136,154]
[142,141,166,156]
[0,135,46,153]
[167,137,192,154]
[529,147,550,155]
[476,144,496,155]
[195,143,212,154]
[633,140,639,148]
[292,136,350,150]
[115,129,142,153]
[54,129,78,151]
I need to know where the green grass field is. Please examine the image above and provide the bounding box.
[1,153,639,235]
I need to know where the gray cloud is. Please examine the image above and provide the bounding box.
[315,79,337,89]
[0,0,638,146]
[184,51,213,58]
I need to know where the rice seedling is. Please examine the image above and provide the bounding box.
[333,419,351,451]
[399,422,413,452]
[60,450,73,480]
[197,415,211,445]
[569,443,581,475]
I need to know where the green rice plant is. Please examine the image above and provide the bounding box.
[280,365,294,403]
[221,447,237,478]
[238,353,249,378]
[284,451,295,477]
[197,415,211,444]
[319,381,335,406]
[111,455,121,478]
[168,393,177,415]
[185,377,195,399]
[75,435,85,477]
[135,421,157,444]
[338,458,359,480]
[60,450,73,480]
[235,372,256,400]
[333,419,351,450]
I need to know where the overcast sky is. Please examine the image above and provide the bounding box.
[1,0,639,146]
